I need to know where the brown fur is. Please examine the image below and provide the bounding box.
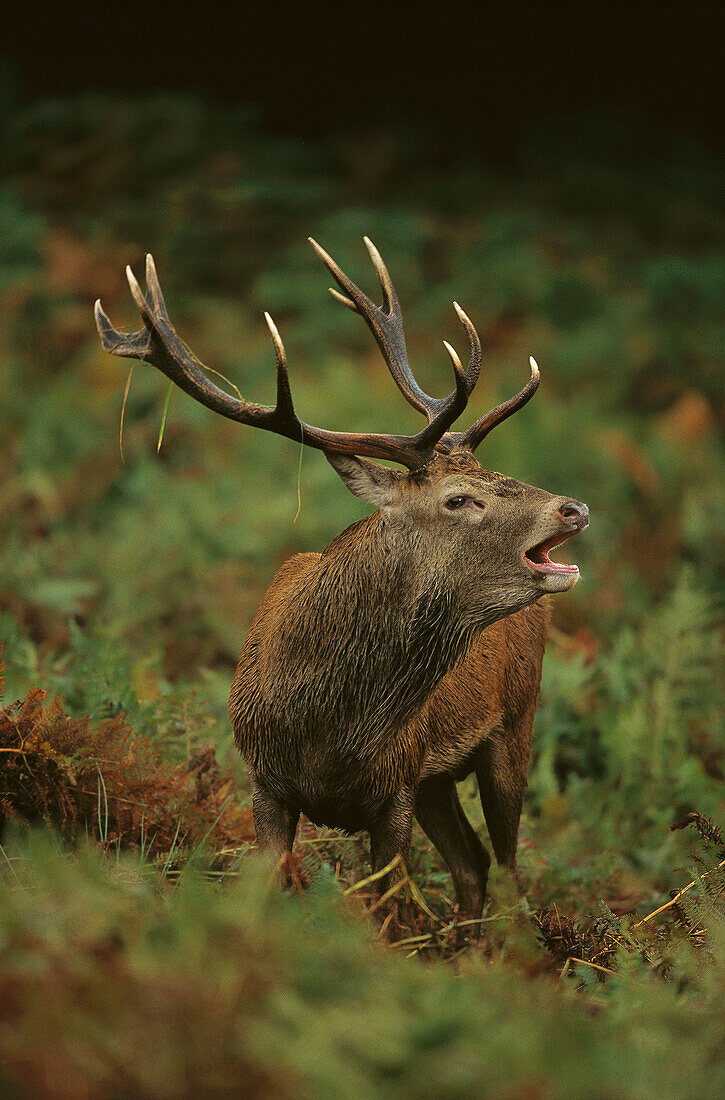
[229,452,586,939]
[94,246,587,941]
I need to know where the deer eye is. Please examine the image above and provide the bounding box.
[446,496,467,510]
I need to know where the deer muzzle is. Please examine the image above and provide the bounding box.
[523,498,589,592]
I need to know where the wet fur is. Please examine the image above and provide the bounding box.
[229,451,578,937]
[230,519,546,892]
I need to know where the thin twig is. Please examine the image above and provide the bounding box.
[369,875,410,912]
[343,853,402,895]
[560,956,617,980]
[632,858,725,928]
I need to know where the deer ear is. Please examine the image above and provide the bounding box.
[325,453,402,507]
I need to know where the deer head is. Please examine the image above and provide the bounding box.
[95,239,588,628]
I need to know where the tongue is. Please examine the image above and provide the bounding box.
[526,534,579,574]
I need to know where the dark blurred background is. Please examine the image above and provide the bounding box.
[6,5,725,154]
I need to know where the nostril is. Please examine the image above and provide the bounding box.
[559,501,589,525]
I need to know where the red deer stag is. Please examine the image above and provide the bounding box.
[95,239,588,940]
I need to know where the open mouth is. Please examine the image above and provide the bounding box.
[524,532,580,576]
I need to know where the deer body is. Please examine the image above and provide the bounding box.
[96,238,588,938]
[231,523,548,836]
[229,449,579,935]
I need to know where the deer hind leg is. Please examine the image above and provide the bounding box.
[475,711,535,883]
[415,775,491,944]
[252,781,299,882]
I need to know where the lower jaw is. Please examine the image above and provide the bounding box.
[538,567,580,593]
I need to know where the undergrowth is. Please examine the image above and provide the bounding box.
[1,93,724,1096]
[0,669,253,867]
[1,818,724,1099]
[1,637,724,1098]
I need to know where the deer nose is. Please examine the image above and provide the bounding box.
[558,500,589,529]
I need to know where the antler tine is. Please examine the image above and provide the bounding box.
[144,253,169,317]
[310,237,484,431]
[361,235,398,319]
[95,254,468,471]
[441,356,541,455]
[263,312,296,422]
[415,341,470,451]
[309,236,439,419]
[452,302,482,395]
[97,259,286,430]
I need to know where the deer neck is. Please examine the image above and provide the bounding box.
[300,512,474,747]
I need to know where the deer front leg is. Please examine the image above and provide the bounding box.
[415,774,491,946]
[368,787,415,941]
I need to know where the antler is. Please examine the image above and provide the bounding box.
[439,356,540,453]
[309,236,482,423]
[94,254,470,471]
[312,237,540,454]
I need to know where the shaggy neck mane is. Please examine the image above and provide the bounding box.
[275,511,476,757]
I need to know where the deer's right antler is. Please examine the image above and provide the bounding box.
[315,237,540,455]
[309,236,482,422]
[94,253,470,470]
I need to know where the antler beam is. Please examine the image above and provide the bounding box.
[94,253,471,470]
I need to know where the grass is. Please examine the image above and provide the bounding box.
[0,92,724,1096]
[1,821,723,1100]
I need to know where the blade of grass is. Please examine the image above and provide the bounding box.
[119,366,134,464]
[0,843,19,882]
[96,766,109,845]
[156,382,174,453]
[216,843,255,883]
[407,877,442,923]
[388,932,434,948]
[293,428,304,524]
[160,820,184,877]
[370,875,411,911]
[187,797,233,865]
[204,366,243,401]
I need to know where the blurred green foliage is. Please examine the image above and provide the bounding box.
[1,92,724,1096]
[1,828,724,1100]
